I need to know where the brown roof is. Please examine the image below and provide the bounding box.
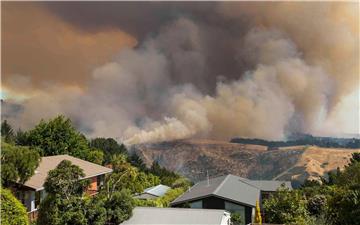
[23,155,112,191]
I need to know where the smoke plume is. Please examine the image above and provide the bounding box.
[2,2,359,144]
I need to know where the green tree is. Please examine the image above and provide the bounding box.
[1,120,15,143]
[90,138,127,164]
[263,186,311,225]
[1,142,41,186]
[307,194,327,217]
[14,129,29,146]
[103,189,134,224]
[150,161,180,186]
[349,152,360,165]
[86,149,104,165]
[44,160,89,199]
[104,155,139,196]
[156,188,185,207]
[84,195,107,225]
[129,152,147,171]
[38,161,90,225]
[25,115,90,159]
[0,188,29,225]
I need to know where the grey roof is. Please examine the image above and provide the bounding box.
[171,174,261,207]
[241,179,292,192]
[23,155,112,191]
[171,174,292,207]
[121,207,230,225]
[144,184,171,197]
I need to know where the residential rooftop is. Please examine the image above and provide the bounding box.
[23,154,112,191]
[121,207,230,225]
[171,174,292,207]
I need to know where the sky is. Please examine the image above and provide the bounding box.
[1,2,359,143]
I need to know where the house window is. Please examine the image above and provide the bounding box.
[190,200,203,209]
[35,190,45,209]
[97,175,104,190]
[224,201,246,225]
[35,191,41,209]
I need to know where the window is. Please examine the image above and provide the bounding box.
[35,191,41,209]
[97,175,104,190]
[224,201,246,225]
[190,200,203,209]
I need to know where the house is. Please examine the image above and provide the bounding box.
[121,207,231,225]
[134,184,170,200]
[13,154,112,221]
[171,174,292,225]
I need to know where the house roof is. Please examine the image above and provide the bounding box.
[23,155,112,191]
[121,207,230,225]
[240,179,292,192]
[171,174,261,207]
[143,184,170,197]
[171,174,292,207]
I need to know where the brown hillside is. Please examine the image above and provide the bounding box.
[132,139,360,184]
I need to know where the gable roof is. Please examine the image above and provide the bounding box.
[171,174,292,207]
[171,174,261,207]
[121,207,230,225]
[23,155,112,191]
[143,184,170,197]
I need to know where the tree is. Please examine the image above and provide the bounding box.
[171,177,192,190]
[1,120,15,143]
[38,161,90,225]
[349,152,360,165]
[1,142,41,186]
[104,155,139,196]
[263,187,311,225]
[44,160,89,199]
[86,149,104,165]
[84,195,107,225]
[25,115,91,159]
[90,138,127,164]
[103,189,134,224]
[307,195,327,217]
[129,152,147,171]
[0,188,29,225]
[150,161,180,186]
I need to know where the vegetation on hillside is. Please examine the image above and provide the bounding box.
[263,152,360,225]
[231,134,360,149]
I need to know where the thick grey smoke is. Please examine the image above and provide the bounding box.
[3,2,359,144]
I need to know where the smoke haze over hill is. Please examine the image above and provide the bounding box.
[2,2,359,144]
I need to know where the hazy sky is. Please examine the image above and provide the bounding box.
[2,2,359,143]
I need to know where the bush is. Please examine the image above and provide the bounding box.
[0,188,29,225]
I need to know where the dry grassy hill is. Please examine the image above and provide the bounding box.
[132,139,360,185]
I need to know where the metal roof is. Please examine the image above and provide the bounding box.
[241,179,293,192]
[144,184,171,197]
[121,207,230,225]
[171,174,261,207]
[23,155,112,191]
[171,174,292,207]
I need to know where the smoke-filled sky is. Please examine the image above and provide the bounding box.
[1,2,359,144]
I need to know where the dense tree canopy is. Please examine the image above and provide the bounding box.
[1,142,41,186]
[44,160,89,199]
[38,158,134,225]
[0,188,29,225]
[90,138,127,164]
[25,116,90,159]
